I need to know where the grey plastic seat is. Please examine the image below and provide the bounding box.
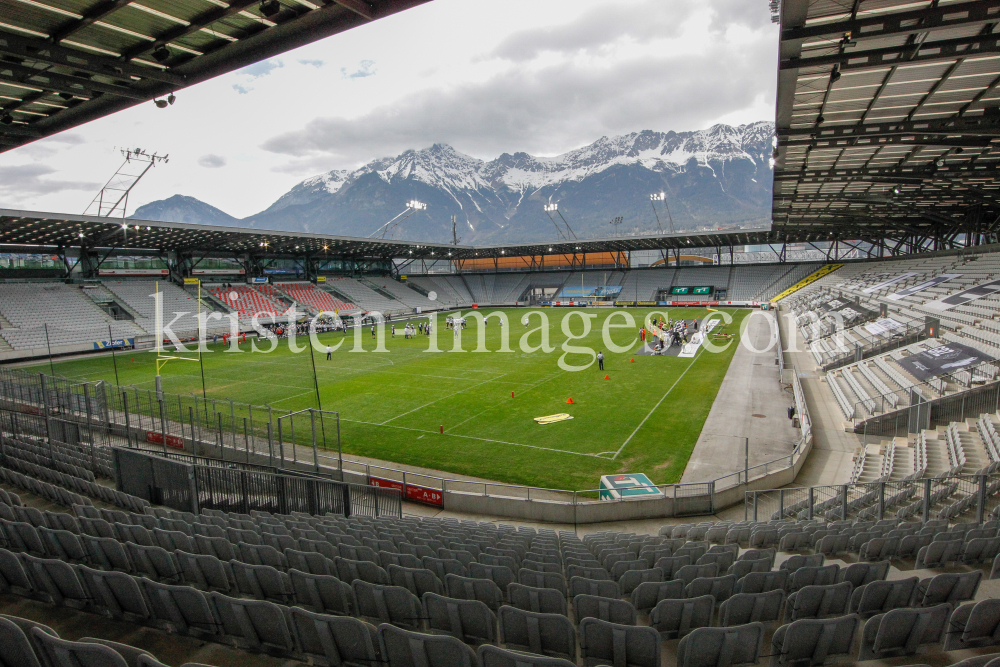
[175,551,233,593]
[38,528,86,562]
[944,599,1000,651]
[566,565,609,581]
[738,548,775,568]
[849,577,918,618]
[676,622,766,667]
[836,561,889,588]
[388,564,444,598]
[77,565,150,622]
[517,570,565,595]
[478,644,576,667]
[80,637,159,667]
[857,604,951,660]
[728,558,770,580]
[916,571,981,606]
[718,590,784,626]
[685,574,736,602]
[285,549,334,575]
[299,538,340,560]
[573,594,636,625]
[209,592,295,654]
[335,557,390,585]
[4,521,46,556]
[650,595,714,638]
[152,528,194,553]
[508,583,566,615]
[378,623,478,667]
[126,543,180,583]
[569,576,620,600]
[788,565,839,592]
[81,535,132,572]
[139,579,220,639]
[769,614,860,666]
[0,615,47,667]
[115,523,154,547]
[238,542,287,570]
[735,569,788,594]
[469,562,515,591]
[445,573,503,611]
[653,556,692,580]
[29,628,130,667]
[231,561,293,604]
[422,556,468,583]
[21,555,90,609]
[379,551,422,570]
[784,582,852,621]
[814,534,849,557]
[423,592,497,645]
[697,551,735,572]
[618,568,662,595]
[0,547,33,595]
[352,580,423,631]
[631,579,685,612]
[579,618,660,667]
[289,568,355,615]
[915,539,963,568]
[288,606,380,667]
[779,554,824,573]
[497,605,576,662]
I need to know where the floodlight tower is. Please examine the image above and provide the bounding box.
[543,203,577,240]
[609,216,623,236]
[369,200,428,240]
[649,192,675,234]
[84,148,169,218]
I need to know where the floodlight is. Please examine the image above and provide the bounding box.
[152,47,170,63]
[544,203,558,212]
[0,113,13,125]
[154,99,168,109]
[167,93,176,105]
[260,0,281,16]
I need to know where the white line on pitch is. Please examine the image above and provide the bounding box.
[612,347,704,460]
[380,374,509,425]
[445,373,560,433]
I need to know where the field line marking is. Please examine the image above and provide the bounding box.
[342,418,600,458]
[381,374,508,425]
[612,347,704,460]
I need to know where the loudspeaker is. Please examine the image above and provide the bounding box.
[925,316,940,338]
[879,302,889,318]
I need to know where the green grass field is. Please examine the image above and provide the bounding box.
[26,307,748,491]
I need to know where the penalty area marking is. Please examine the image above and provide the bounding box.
[612,346,705,460]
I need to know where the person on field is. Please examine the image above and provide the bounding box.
[371,325,376,339]
[597,351,605,371]
[391,325,396,338]
[640,328,645,342]
[326,344,332,360]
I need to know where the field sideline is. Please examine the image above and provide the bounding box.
[27,307,750,491]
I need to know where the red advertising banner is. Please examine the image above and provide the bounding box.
[146,431,184,449]
[370,477,444,506]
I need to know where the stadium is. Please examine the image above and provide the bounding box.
[3,0,1000,666]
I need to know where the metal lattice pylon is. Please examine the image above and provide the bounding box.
[83,148,169,217]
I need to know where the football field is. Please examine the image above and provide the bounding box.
[27,307,749,491]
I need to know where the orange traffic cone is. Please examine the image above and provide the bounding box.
[440,425,444,434]
[630,358,635,363]
[604,374,609,380]
[511,391,515,398]
[566,397,574,404]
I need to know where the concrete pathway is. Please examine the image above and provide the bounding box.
[681,311,799,483]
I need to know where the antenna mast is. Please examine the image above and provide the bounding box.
[84,148,169,217]
[451,215,461,245]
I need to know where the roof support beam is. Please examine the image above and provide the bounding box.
[782,0,1000,42]
[781,32,1000,72]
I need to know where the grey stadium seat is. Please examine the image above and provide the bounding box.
[784,582,852,622]
[650,595,714,639]
[569,576,620,600]
[289,568,355,616]
[334,557,389,585]
[423,592,497,645]
[285,548,334,575]
[858,604,952,661]
[654,556,692,580]
[477,645,576,667]
[497,605,576,662]
[630,579,685,612]
[469,562,515,591]
[422,556,468,582]
[685,574,736,602]
[77,565,150,622]
[21,555,90,610]
[388,564,443,597]
[288,606,381,667]
[0,615,48,667]
[579,618,661,667]
[517,570,566,595]
[126,543,180,583]
[676,622,766,667]
[230,561,293,604]
[945,599,1000,651]
[567,565,610,581]
[29,628,129,667]
[209,592,296,654]
[837,561,889,589]
[445,573,504,611]
[507,583,566,615]
[728,558,770,580]
[572,594,637,625]
[916,571,981,606]
[352,580,423,631]
[238,542,287,570]
[770,615,860,666]
[849,577,918,618]
[619,568,663,595]
[38,528,86,562]
[175,551,233,593]
[788,565,839,592]
[139,580,220,640]
[718,590,784,626]
[377,623,478,667]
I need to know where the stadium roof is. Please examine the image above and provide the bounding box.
[0,0,429,152]
[0,208,808,260]
[772,0,1000,250]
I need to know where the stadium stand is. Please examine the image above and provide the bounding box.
[205,284,289,324]
[407,275,475,307]
[274,282,360,315]
[364,277,441,311]
[102,280,230,337]
[324,277,410,314]
[617,268,674,301]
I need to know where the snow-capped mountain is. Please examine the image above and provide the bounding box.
[134,122,774,243]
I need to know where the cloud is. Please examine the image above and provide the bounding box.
[47,133,86,145]
[232,84,251,95]
[262,37,775,166]
[0,164,100,202]
[198,154,227,168]
[299,59,324,68]
[341,60,376,79]
[240,59,283,79]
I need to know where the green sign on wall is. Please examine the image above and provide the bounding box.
[670,286,714,295]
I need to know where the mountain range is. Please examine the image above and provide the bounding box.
[133,121,775,244]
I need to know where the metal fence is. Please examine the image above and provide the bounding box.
[112,447,401,518]
[746,472,1000,524]
[820,319,925,371]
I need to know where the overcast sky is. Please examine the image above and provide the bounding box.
[0,0,778,219]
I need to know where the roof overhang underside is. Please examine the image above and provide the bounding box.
[772,0,1000,247]
[0,209,808,259]
[0,0,429,152]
